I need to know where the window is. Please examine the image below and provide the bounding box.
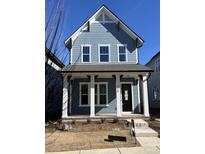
[80,82,108,106]
[155,59,160,72]
[118,45,127,62]
[81,45,91,62]
[152,87,160,101]
[80,84,89,105]
[95,13,113,23]
[95,83,108,105]
[153,89,157,100]
[99,45,109,62]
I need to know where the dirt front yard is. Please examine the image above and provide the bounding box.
[45,121,140,152]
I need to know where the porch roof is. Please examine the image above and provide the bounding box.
[61,64,153,73]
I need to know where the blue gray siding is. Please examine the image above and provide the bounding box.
[146,54,160,109]
[71,22,137,64]
[69,77,140,115]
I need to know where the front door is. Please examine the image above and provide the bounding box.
[121,84,132,112]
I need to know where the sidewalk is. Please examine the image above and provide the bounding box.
[46,137,160,154]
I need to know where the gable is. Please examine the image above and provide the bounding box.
[65,5,144,49]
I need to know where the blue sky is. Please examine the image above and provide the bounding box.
[45,0,160,65]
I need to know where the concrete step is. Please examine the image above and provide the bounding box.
[134,127,158,137]
[127,119,158,137]
[127,119,149,128]
[133,119,149,128]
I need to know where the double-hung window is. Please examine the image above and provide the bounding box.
[94,83,108,105]
[81,45,91,63]
[118,44,127,62]
[99,45,109,62]
[80,83,89,105]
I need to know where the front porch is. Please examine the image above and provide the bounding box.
[61,64,152,118]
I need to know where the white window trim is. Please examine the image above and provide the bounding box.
[117,44,128,62]
[98,44,110,63]
[81,44,92,63]
[79,82,90,107]
[79,82,109,107]
[95,82,109,106]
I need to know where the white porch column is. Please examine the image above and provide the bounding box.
[116,75,122,117]
[62,75,68,118]
[90,75,95,117]
[142,76,150,117]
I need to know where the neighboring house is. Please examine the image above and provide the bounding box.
[45,48,65,121]
[61,5,152,118]
[146,52,160,110]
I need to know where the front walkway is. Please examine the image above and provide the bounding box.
[46,137,160,154]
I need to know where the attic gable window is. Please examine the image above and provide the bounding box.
[95,13,113,23]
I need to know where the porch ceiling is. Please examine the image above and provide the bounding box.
[61,64,153,73]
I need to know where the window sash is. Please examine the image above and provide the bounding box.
[83,55,89,62]
[119,54,126,61]
[80,84,89,105]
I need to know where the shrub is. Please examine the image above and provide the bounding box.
[113,118,119,123]
[101,118,105,124]
[87,118,91,124]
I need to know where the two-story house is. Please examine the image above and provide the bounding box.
[61,5,152,118]
[146,52,160,111]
